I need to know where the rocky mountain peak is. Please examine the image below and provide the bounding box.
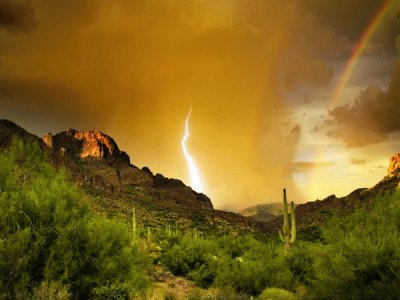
[42,129,130,165]
[388,153,400,177]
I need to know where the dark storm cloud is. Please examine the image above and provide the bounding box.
[328,63,400,147]
[301,0,381,39]
[0,75,98,128]
[301,0,400,54]
[0,76,80,108]
[0,0,35,32]
[234,0,349,91]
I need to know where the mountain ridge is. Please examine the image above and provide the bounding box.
[0,119,266,234]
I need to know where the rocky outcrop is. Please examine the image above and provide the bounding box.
[41,129,153,197]
[42,129,130,165]
[388,153,400,177]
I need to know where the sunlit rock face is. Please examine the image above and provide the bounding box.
[42,129,130,165]
[42,129,152,193]
[388,153,400,177]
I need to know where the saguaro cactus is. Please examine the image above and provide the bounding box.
[279,188,296,253]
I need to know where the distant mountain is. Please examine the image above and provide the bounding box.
[265,162,400,238]
[240,153,400,238]
[239,202,300,223]
[239,203,283,222]
[0,119,266,234]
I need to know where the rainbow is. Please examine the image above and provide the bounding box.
[330,0,398,107]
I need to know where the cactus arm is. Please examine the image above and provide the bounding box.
[283,188,289,236]
[279,230,285,242]
[290,201,296,244]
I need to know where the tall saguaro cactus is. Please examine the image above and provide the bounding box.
[279,188,296,253]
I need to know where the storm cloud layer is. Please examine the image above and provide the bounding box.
[329,63,400,148]
[0,0,35,32]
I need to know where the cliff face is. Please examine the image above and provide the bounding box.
[42,130,130,165]
[388,153,400,177]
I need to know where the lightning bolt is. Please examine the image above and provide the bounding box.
[181,101,203,193]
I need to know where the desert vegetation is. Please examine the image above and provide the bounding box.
[0,139,150,299]
[1,139,400,299]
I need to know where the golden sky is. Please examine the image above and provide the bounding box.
[1,0,400,211]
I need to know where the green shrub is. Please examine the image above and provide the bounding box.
[162,234,294,296]
[32,281,71,300]
[285,243,314,286]
[258,287,296,300]
[214,244,293,296]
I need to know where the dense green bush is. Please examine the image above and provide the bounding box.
[0,139,150,298]
[284,242,314,287]
[258,287,296,300]
[161,234,295,296]
[214,242,293,295]
[161,235,219,281]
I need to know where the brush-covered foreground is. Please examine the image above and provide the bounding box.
[1,139,400,299]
